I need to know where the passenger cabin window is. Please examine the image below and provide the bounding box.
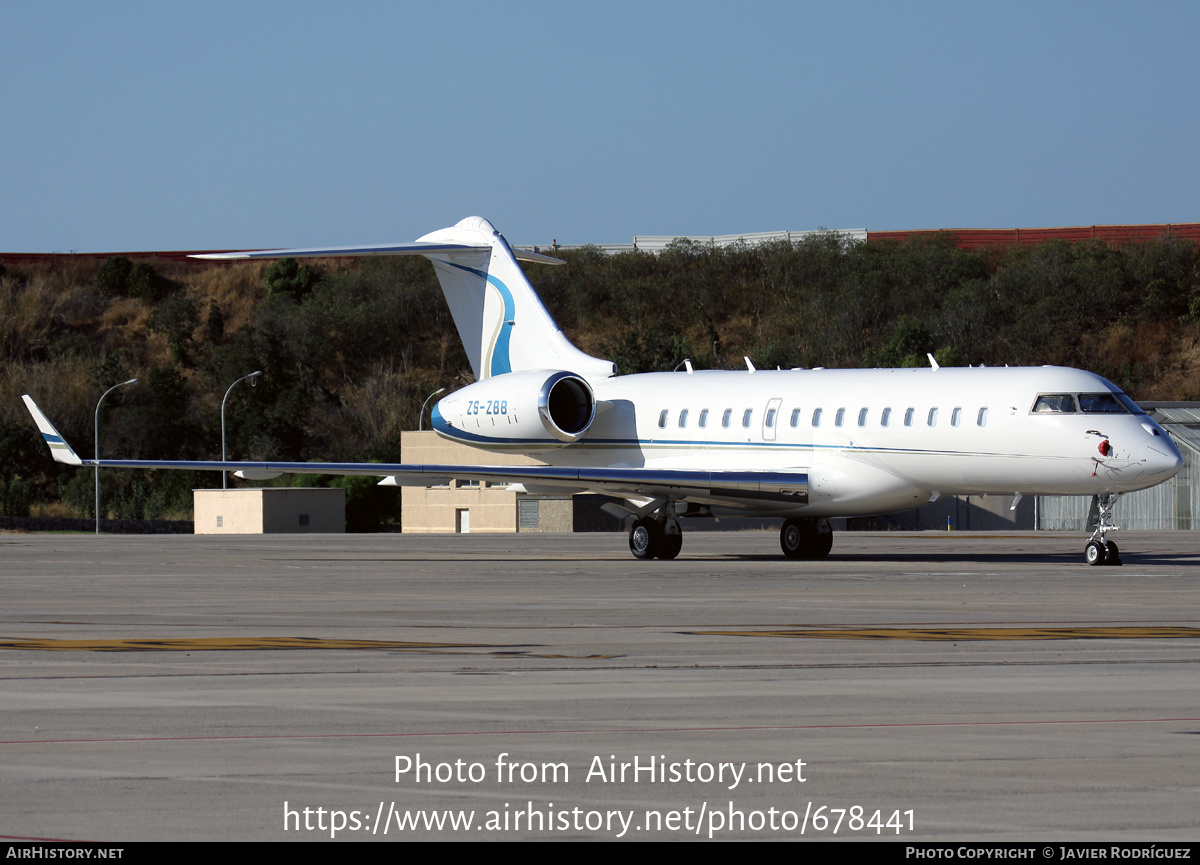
[658,410,668,428]
[812,408,823,427]
[977,407,988,427]
[857,408,868,427]
[904,408,914,427]
[881,407,892,427]
[1033,394,1076,413]
[678,409,689,428]
[699,409,709,428]
[927,408,938,427]
[790,408,802,427]
[765,408,776,427]
[951,407,962,427]
[835,408,845,427]
[742,409,753,428]
[722,409,732,428]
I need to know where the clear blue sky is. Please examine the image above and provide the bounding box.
[3,1,1198,252]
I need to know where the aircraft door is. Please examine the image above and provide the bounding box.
[763,397,782,441]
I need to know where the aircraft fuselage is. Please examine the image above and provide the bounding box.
[435,364,1182,518]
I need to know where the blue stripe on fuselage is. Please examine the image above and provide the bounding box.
[436,259,514,377]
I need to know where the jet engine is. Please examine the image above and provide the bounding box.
[432,370,596,447]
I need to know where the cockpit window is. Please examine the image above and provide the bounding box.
[1108,393,1147,417]
[1078,393,1126,413]
[1032,394,1077,413]
[1113,393,1147,415]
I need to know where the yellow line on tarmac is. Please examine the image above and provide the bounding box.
[1,637,493,652]
[0,636,621,659]
[691,626,1200,642]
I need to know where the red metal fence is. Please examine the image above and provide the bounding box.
[867,223,1200,249]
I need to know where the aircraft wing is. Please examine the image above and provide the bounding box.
[23,396,807,505]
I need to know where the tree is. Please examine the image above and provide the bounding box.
[95,256,133,297]
[864,315,934,367]
[264,258,321,300]
[127,261,166,303]
[150,295,200,365]
[203,299,225,344]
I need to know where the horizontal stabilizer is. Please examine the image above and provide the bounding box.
[191,242,565,266]
[190,242,490,261]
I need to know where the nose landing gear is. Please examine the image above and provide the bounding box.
[1084,493,1123,566]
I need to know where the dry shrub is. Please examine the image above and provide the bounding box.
[332,366,417,452]
[183,262,267,335]
[0,355,97,436]
[95,297,169,366]
[1080,320,1200,400]
[0,276,66,360]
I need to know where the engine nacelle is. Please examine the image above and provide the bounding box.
[431,370,596,448]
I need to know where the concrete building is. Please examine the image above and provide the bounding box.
[193,487,346,534]
[399,431,620,533]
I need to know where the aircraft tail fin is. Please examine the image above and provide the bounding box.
[416,217,615,381]
[22,395,84,466]
[192,216,615,382]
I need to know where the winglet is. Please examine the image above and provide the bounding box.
[22,395,84,465]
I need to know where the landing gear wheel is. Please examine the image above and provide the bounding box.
[812,525,833,559]
[780,518,834,560]
[781,519,807,559]
[658,532,683,560]
[1084,492,1123,567]
[629,517,662,560]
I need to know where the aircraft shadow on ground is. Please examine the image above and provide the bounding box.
[678,549,1200,566]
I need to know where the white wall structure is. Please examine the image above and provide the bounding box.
[520,228,867,257]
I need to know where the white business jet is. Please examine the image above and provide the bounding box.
[23,216,1183,565]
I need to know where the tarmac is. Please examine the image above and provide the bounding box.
[1,529,1197,842]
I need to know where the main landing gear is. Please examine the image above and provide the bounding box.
[780,517,833,560]
[629,515,683,560]
[626,511,834,561]
[1084,493,1123,566]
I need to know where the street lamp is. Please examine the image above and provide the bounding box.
[419,387,446,432]
[221,371,263,489]
[95,378,138,534]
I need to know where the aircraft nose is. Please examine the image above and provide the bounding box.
[1139,432,1183,481]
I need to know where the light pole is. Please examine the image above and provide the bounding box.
[95,378,138,534]
[221,371,263,489]
[419,387,446,431]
